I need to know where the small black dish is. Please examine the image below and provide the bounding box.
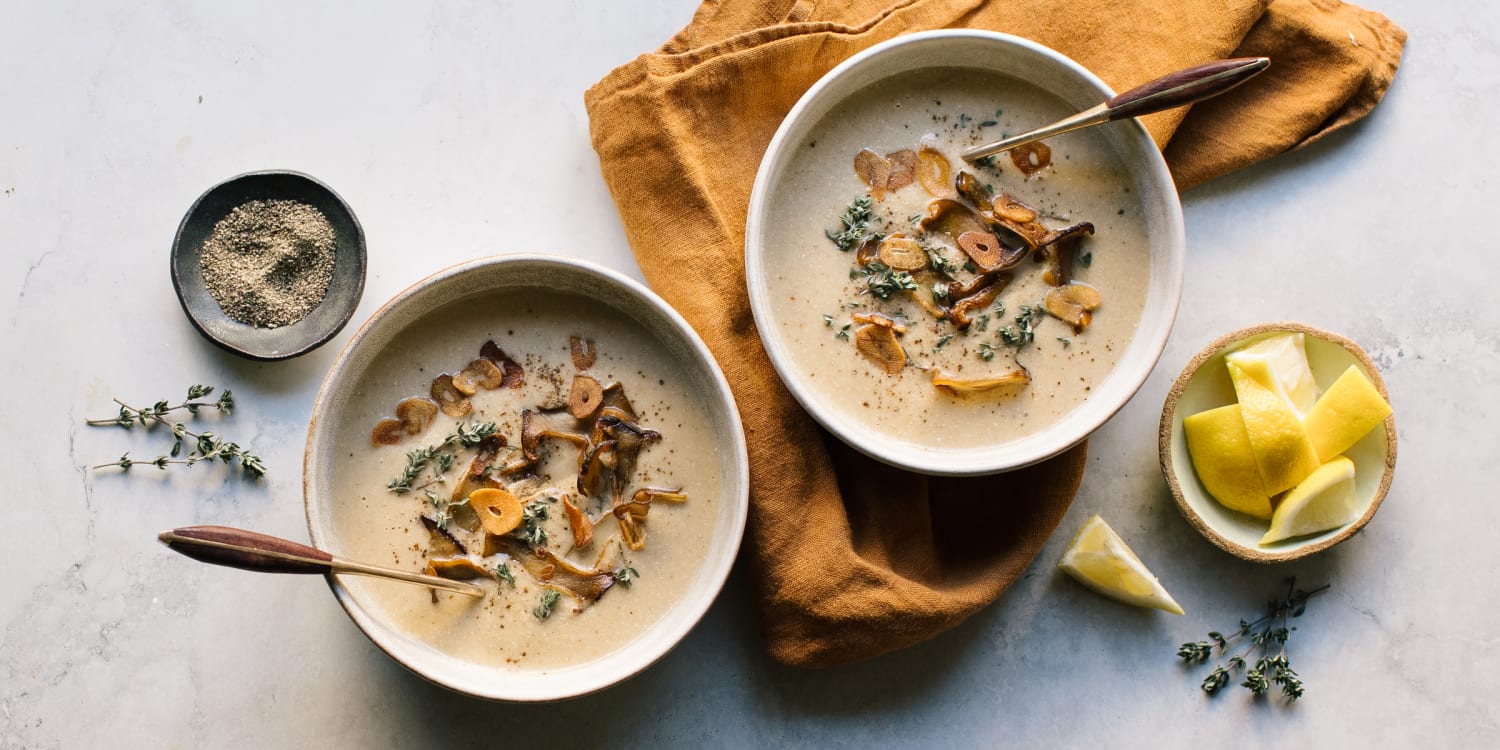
[171,170,366,361]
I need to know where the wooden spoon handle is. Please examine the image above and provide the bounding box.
[159,525,333,574]
[1105,57,1270,122]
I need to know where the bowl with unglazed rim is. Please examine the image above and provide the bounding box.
[743,30,1186,476]
[1159,322,1397,563]
[303,254,749,701]
[171,170,366,361]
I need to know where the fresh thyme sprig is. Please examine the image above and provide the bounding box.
[1177,578,1329,703]
[614,565,639,588]
[87,384,234,428]
[386,421,498,493]
[87,385,264,478]
[826,195,874,251]
[533,589,562,619]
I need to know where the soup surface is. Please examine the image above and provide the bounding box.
[327,290,722,671]
[763,67,1152,449]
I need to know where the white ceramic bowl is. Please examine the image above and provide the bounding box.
[1159,322,1397,562]
[744,30,1185,476]
[303,254,749,701]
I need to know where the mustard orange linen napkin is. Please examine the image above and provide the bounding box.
[585,0,1404,667]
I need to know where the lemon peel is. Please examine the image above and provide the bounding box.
[1182,404,1274,520]
[1059,515,1184,615]
[1261,456,1360,545]
[1303,365,1391,462]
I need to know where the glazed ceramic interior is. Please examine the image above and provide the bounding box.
[1163,325,1395,560]
[745,31,1185,475]
[303,255,748,701]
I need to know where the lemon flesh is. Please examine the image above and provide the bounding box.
[1303,365,1392,462]
[1059,515,1184,615]
[1224,333,1321,420]
[1228,360,1323,495]
[1260,456,1360,545]
[1182,404,1274,519]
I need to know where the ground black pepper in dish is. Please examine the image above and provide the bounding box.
[200,198,335,328]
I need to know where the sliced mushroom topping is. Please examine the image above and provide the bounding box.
[430,374,471,418]
[1044,282,1103,331]
[478,340,525,388]
[613,498,652,551]
[955,170,993,209]
[931,364,1032,395]
[449,435,508,504]
[490,534,615,604]
[947,272,1012,328]
[992,194,1038,224]
[854,148,894,200]
[568,374,604,420]
[855,237,880,267]
[886,149,917,191]
[986,195,1094,253]
[452,358,504,393]
[852,310,908,334]
[420,515,465,558]
[854,323,906,375]
[426,557,489,580]
[956,230,1010,272]
[468,487,524,536]
[633,486,687,504]
[569,335,597,370]
[876,234,927,272]
[917,145,952,196]
[1038,233,1084,286]
[920,198,990,241]
[520,409,589,463]
[1010,140,1052,177]
[577,439,617,498]
[563,496,594,549]
[371,418,403,446]
[906,286,949,320]
[395,397,439,435]
[597,382,637,423]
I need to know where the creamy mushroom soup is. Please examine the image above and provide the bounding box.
[326,290,722,671]
[763,67,1151,449]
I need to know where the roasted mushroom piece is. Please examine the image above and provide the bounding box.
[430,374,471,418]
[947,272,1012,329]
[426,557,489,580]
[395,397,440,435]
[931,364,1032,396]
[852,310,907,334]
[854,323,906,375]
[1010,141,1052,177]
[490,535,615,606]
[955,170,993,209]
[562,497,594,549]
[1044,282,1103,331]
[420,515,465,558]
[916,145,952,197]
[568,374,604,420]
[876,233,927,272]
[370,418,403,446]
[479,340,525,389]
[1038,233,1085,287]
[920,198,990,241]
[854,148,894,200]
[886,149,917,191]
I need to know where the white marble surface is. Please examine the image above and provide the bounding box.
[3,1,1496,746]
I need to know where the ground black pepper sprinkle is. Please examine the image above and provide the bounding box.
[200,199,335,328]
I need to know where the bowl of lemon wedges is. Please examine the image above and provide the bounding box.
[1159,322,1396,562]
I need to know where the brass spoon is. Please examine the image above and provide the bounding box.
[158,525,485,598]
[961,57,1271,163]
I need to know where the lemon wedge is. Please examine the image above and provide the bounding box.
[1228,360,1323,495]
[1303,365,1392,462]
[1224,333,1321,419]
[1260,456,1361,545]
[1182,404,1274,519]
[1059,515,1184,615]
